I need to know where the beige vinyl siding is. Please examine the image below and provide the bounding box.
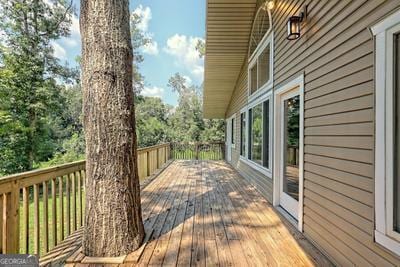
[223,0,400,265]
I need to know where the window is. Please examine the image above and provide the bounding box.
[250,64,258,94]
[248,36,273,99]
[240,112,246,156]
[248,5,273,100]
[231,117,235,145]
[372,10,400,256]
[248,99,270,170]
[258,44,270,88]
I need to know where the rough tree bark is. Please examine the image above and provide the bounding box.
[80,0,144,257]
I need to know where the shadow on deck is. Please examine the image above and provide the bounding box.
[40,160,332,266]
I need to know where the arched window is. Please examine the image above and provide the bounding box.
[248,3,273,99]
[249,4,272,58]
[242,3,274,176]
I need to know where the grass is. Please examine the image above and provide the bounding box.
[19,189,85,256]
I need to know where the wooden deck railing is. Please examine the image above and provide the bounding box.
[0,143,171,255]
[171,142,225,160]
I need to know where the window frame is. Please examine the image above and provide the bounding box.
[227,114,236,149]
[372,9,400,256]
[240,107,247,158]
[248,32,274,103]
[240,92,273,178]
[231,117,235,145]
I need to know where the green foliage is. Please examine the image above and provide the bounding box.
[135,96,172,147]
[130,10,152,94]
[134,73,224,147]
[167,73,224,143]
[286,96,300,147]
[0,3,224,176]
[0,0,77,174]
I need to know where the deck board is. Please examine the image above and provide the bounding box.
[41,160,333,267]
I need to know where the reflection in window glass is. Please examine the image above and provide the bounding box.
[240,113,246,156]
[250,64,258,94]
[250,103,262,165]
[248,100,271,168]
[395,33,400,233]
[258,44,270,88]
[262,101,269,168]
[283,95,300,201]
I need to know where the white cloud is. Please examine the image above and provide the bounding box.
[142,41,159,55]
[52,42,67,60]
[164,34,204,82]
[45,0,79,48]
[133,5,152,32]
[64,14,80,47]
[141,86,164,98]
[132,5,159,56]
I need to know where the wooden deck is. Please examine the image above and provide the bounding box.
[40,160,332,266]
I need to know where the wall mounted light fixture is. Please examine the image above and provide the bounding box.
[287,6,307,40]
[266,1,274,10]
[262,1,274,10]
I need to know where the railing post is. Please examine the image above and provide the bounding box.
[3,181,19,253]
[195,143,199,160]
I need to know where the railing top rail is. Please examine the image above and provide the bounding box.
[0,143,171,185]
[171,141,225,144]
[0,160,86,185]
[137,143,170,153]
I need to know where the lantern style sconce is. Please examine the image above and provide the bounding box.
[287,6,307,40]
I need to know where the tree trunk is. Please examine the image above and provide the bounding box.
[80,0,144,257]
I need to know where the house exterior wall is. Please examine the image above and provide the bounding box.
[224,0,400,265]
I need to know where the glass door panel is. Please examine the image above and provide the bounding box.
[279,94,300,219]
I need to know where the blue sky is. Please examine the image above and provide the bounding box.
[54,0,206,106]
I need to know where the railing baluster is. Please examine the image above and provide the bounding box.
[43,181,49,253]
[156,148,160,169]
[2,193,9,252]
[51,178,57,248]
[146,151,150,177]
[66,174,70,236]
[0,194,2,253]
[58,176,64,242]
[22,187,29,253]
[81,170,86,219]
[33,184,39,255]
[71,172,76,232]
[77,171,82,228]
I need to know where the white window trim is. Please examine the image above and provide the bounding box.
[372,9,400,256]
[273,74,304,232]
[241,90,273,178]
[248,32,274,104]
